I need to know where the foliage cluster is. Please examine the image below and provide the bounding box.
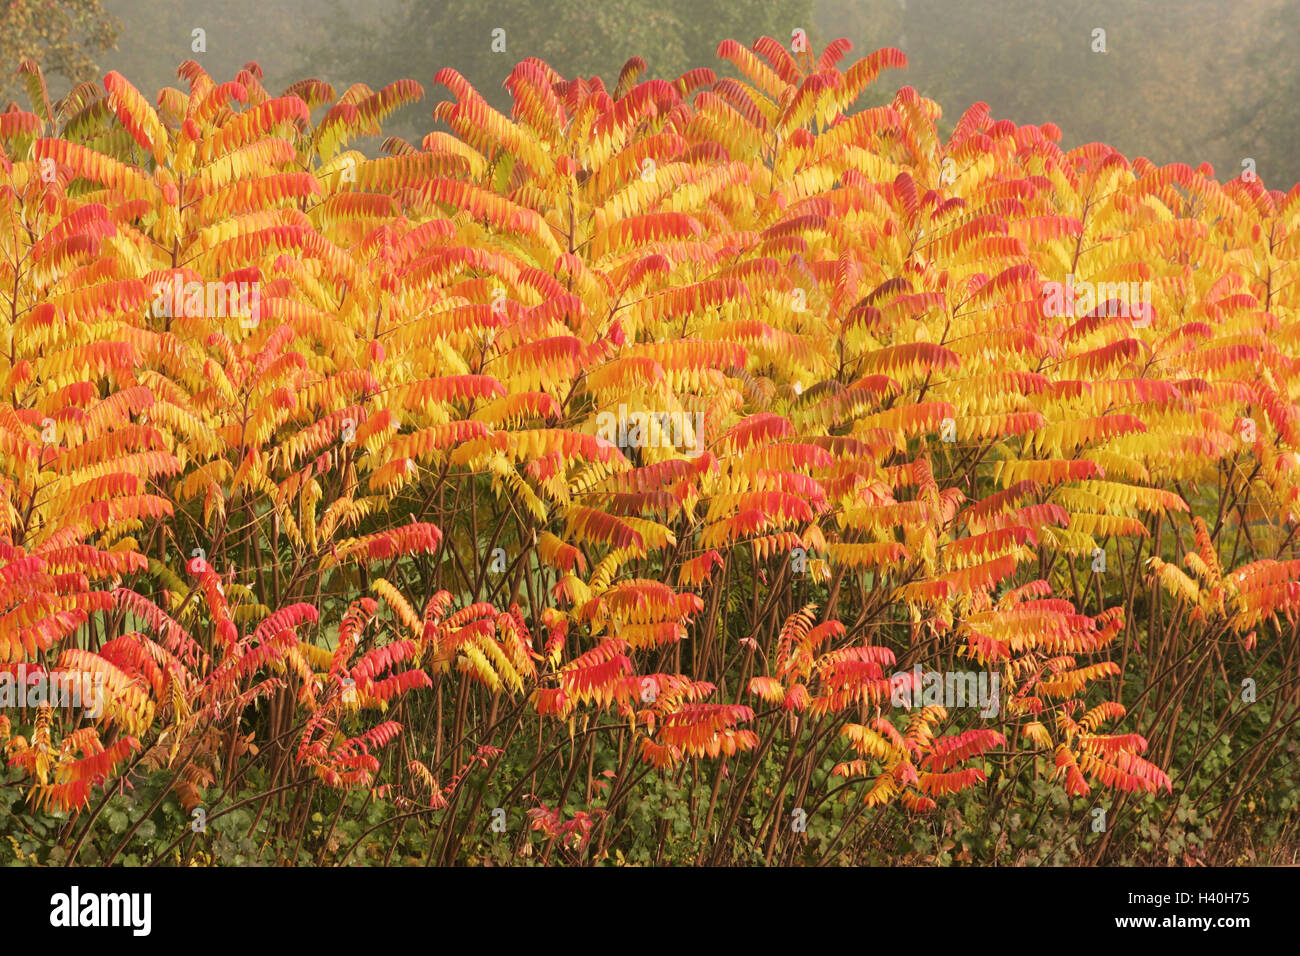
[0,37,1296,864]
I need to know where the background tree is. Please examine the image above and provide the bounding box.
[87,0,1300,186]
[815,0,1300,188]
[292,0,814,141]
[1221,0,1300,187]
[0,0,118,102]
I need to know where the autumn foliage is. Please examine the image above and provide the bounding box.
[0,37,1296,865]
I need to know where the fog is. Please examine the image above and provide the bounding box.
[19,0,1300,188]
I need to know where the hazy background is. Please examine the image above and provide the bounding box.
[5,0,1299,189]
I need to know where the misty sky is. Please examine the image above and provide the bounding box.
[91,0,1300,189]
